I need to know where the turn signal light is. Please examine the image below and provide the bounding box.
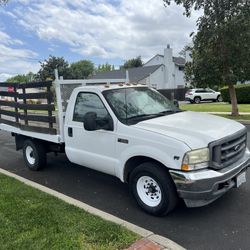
[181,164,190,171]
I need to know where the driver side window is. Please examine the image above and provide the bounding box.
[73,92,109,122]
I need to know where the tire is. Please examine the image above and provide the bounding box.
[23,140,47,171]
[194,96,201,104]
[217,95,223,102]
[129,162,178,216]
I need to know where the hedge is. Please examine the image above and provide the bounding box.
[220,84,250,104]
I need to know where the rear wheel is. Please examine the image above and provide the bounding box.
[194,96,201,104]
[23,140,47,171]
[129,162,178,216]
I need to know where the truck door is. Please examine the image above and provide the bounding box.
[64,91,117,175]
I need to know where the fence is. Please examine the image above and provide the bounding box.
[158,88,188,101]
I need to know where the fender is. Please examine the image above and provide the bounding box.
[116,144,185,182]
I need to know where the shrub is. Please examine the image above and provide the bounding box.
[27,99,36,104]
[220,84,250,104]
[27,99,42,104]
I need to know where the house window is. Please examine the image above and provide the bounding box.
[179,66,184,71]
[177,85,184,89]
[151,84,158,89]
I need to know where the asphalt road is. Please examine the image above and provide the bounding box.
[0,125,250,250]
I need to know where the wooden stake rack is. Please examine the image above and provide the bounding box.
[0,81,57,135]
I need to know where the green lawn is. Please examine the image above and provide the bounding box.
[214,114,250,121]
[180,103,250,113]
[0,174,139,250]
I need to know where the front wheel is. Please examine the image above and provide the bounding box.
[217,95,223,102]
[129,162,178,216]
[23,140,47,171]
[194,96,201,104]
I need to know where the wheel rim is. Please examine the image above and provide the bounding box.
[26,146,35,165]
[195,98,200,103]
[136,176,162,207]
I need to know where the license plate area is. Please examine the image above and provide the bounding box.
[236,171,246,188]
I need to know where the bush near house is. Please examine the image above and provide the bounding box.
[220,84,250,104]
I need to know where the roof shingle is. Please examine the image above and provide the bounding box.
[92,65,162,82]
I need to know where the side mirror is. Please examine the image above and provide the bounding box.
[84,112,97,131]
[173,99,179,108]
[104,116,114,131]
[83,112,114,131]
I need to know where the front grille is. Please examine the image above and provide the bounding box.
[209,129,247,169]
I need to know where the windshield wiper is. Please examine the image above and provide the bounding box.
[158,109,183,114]
[128,110,177,120]
[126,109,182,124]
[127,113,160,120]
[158,110,175,114]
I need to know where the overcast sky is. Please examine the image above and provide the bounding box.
[0,0,199,81]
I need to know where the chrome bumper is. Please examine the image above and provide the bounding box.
[169,148,250,207]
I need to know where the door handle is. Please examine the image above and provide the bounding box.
[68,127,73,137]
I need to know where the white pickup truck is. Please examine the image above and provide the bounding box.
[0,75,249,216]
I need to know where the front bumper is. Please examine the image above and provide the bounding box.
[169,148,250,207]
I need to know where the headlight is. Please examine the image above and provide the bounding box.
[181,148,209,171]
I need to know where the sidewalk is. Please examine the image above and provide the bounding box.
[208,112,250,115]
[208,112,250,125]
[126,238,161,250]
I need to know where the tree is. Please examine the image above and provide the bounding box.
[7,75,27,83]
[96,63,115,73]
[123,56,143,69]
[7,72,35,83]
[164,0,250,115]
[36,55,71,81]
[0,0,8,4]
[69,60,94,79]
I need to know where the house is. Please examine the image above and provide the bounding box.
[92,45,188,90]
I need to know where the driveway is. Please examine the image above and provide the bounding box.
[0,125,249,250]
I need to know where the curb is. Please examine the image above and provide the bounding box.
[0,168,185,250]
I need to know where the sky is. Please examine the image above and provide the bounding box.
[0,0,199,81]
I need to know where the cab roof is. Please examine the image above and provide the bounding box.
[76,83,148,92]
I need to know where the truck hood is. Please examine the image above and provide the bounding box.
[134,111,245,149]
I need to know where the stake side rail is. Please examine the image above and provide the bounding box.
[0,81,59,142]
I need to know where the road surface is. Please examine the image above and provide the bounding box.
[0,125,249,250]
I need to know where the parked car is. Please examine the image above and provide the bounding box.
[185,88,222,104]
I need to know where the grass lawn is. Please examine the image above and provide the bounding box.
[180,103,250,113]
[0,174,139,250]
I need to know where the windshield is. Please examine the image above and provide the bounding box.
[103,87,179,125]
